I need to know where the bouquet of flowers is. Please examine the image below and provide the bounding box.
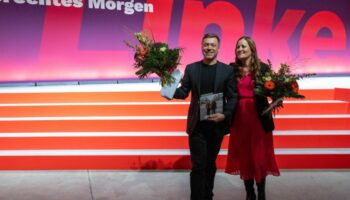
[124,31,182,86]
[254,61,315,115]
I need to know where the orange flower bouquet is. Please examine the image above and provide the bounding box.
[124,31,182,86]
[254,61,315,115]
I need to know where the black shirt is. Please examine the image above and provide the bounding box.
[200,62,217,95]
[198,62,217,126]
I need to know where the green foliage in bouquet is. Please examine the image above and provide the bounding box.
[125,31,182,86]
[254,60,316,115]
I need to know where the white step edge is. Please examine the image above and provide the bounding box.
[274,114,350,118]
[0,115,349,121]
[0,77,349,93]
[0,100,346,107]
[0,102,190,106]
[0,130,350,137]
[273,130,350,135]
[0,148,350,156]
[0,116,187,121]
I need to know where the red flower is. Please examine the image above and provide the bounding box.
[291,81,299,93]
[264,81,276,90]
[134,53,144,63]
[136,45,149,57]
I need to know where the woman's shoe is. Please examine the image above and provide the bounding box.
[244,179,256,200]
[257,178,266,200]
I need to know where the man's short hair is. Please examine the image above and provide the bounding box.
[202,33,221,44]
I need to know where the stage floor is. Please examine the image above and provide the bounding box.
[0,170,349,200]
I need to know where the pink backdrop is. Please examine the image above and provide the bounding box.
[0,0,349,82]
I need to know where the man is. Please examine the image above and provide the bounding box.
[172,33,237,200]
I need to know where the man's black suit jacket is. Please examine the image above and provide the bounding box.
[174,61,237,136]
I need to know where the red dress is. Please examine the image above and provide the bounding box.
[225,74,280,182]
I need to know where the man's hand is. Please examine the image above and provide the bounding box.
[207,113,225,122]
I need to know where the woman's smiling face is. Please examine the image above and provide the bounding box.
[236,38,252,62]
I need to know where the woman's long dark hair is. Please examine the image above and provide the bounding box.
[234,36,261,81]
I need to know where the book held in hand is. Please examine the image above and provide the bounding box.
[160,69,183,100]
[199,92,223,121]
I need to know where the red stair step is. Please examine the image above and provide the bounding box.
[276,101,349,115]
[1,132,350,150]
[0,89,336,104]
[0,101,347,117]
[0,150,349,170]
[0,104,188,117]
[0,92,179,103]
[0,115,349,132]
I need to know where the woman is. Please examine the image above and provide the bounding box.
[225,36,280,200]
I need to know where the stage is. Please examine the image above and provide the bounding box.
[0,77,349,170]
